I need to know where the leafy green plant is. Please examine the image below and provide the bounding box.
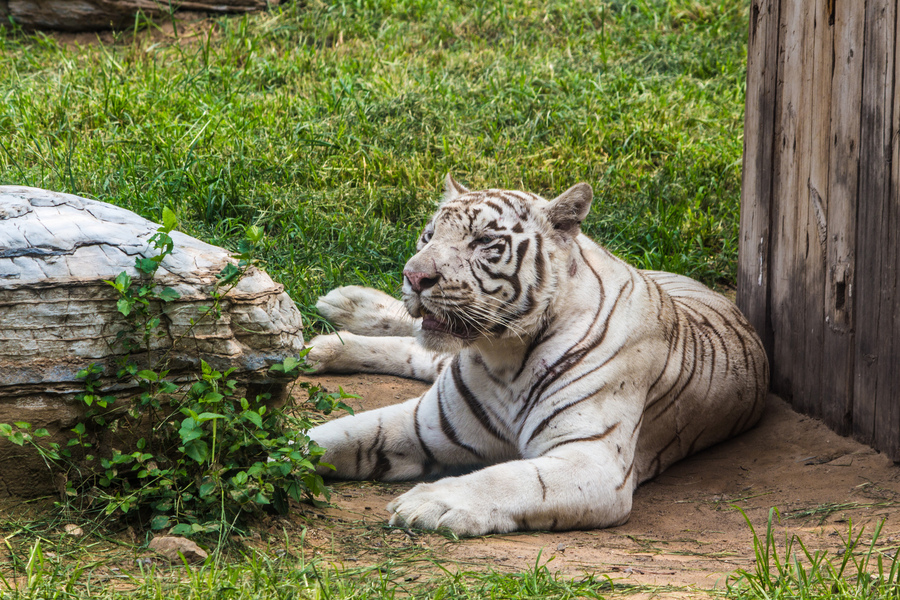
[70,353,352,536]
[0,212,354,536]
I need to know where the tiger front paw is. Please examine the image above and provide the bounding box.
[386,479,516,537]
[303,333,348,373]
[316,286,415,337]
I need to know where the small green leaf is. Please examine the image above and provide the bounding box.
[115,271,131,292]
[136,370,159,382]
[245,225,264,244]
[33,428,50,437]
[156,287,180,302]
[196,412,224,422]
[150,515,171,530]
[8,432,24,446]
[169,523,192,536]
[0,423,11,437]
[161,207,177,232]
[159,381,179,394]
[243,411,263,429]
[135,257,157,275]
[199,481,217,497]
[179,426,203,444]
[183,439,209,463]
[13,422,30,430]
[217,263,241,283]
[117,298,133,317]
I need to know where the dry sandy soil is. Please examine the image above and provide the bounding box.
[289,373,900,596]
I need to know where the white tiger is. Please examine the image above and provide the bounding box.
[307,176,768,536]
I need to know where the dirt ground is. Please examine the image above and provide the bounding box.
[292,373,900,596]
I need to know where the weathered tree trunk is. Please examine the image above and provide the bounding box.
[739,0,900,459]
[0,0,279,31]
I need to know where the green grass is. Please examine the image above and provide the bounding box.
[0,1,755,597]
[728,509,900,599]
[7,512,900,600]
[0,536,669,599]
[0,0,748,328]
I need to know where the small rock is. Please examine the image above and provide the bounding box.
[63,524,84,537]
[148,536,208,564]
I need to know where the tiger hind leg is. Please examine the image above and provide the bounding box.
[315,286,417,337]
[305,332,449,382]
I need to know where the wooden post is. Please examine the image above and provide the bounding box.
[738,0,900,458]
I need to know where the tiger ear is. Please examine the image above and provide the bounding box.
[442,174,470,204]
[545,183,593,241]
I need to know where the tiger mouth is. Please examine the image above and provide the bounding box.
[419,307,477,339]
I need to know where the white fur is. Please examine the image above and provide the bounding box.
[308,182,769,536]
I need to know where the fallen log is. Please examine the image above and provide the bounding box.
[0,0,280,32]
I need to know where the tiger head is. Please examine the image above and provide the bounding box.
[403,175,593,353]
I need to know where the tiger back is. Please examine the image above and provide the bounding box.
[307,177,769,535]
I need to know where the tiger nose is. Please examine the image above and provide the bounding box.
[403,270,439,293]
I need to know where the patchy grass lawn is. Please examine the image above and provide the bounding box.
[0,0,781,597]
[0,0,747,329]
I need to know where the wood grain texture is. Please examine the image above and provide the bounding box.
[768,0,811,407]
[800,0,833,423]
[3,0,278,31]
[738,0,900,456]
[853,0,895,449]
[738,0,780,363]
[822,0,864,436]
[876,0,900,458]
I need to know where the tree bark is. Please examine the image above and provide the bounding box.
[2,0,279,31]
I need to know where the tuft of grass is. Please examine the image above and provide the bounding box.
[0,0,749,330]
[728,508,900,599]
